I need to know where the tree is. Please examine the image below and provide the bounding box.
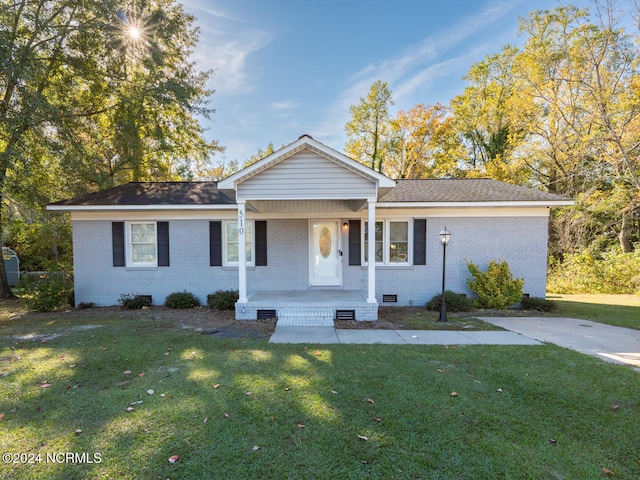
[345,80,394,173]
[515,4,640,252]
[0,0,221,295]
[386,103,463,178]
[243,142,275,168]
[450,46,531,183]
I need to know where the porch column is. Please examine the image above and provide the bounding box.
[367,199,377,303]
[237,200,248,304]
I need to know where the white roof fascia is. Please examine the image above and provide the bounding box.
[46,204,239,212]
[377,200,574,208]
[217,136,396,190]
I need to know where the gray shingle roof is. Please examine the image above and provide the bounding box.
[48,178,571,208]
[48,182,235,206]
[379,179,571,203]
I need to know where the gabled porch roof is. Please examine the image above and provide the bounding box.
[217,134,397,201]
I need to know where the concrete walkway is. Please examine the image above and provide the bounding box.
[480,317,640,367]
[269,327,540,345]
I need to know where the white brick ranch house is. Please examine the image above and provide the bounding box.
[47,135,572,324]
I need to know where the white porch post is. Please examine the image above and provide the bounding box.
[367,199,377,303]
[237,200,248,304]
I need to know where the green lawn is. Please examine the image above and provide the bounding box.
[1,307,639,479]
[548,294,640,329]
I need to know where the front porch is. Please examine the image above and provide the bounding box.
[235,290,379,325]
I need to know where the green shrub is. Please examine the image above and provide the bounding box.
[547,248,640,294]
[165,291,200,309]
[426,290,474,312]
[467,260,524,309]
[207,290,239,310]
[521,296,555,312]
[119,294,152,310]
[18,272,74,312]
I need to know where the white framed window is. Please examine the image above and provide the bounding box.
[363,219,411,265]
[126,221,157,267]
[224,220,254,266]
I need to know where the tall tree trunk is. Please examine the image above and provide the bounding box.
[619,210,634,253]
[0,168,16,298]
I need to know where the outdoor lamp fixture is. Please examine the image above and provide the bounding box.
[342,222,349,232]
[438,227,452,322]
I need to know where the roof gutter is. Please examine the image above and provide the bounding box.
[46,204,239,212]
[376,200,574,208]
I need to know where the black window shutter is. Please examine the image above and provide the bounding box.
[157,222,170,267]
[348,220,361,266]
[209,221,222,266]
[255,221,267,266]
[112,222,125,267]
[413,219,427,266]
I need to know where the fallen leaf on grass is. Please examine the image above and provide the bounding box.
[314,351,322,356]
[449,391,459,397]
[138,372,144,377]
[611,405,620,411]
[203,417,208,424]
[252,445,261,451]
[168,455,180,464]
[549,439,557,445]
[602,467,615,475]
[437,369,445,373]
[147,389,154,395]
[0,413,4,421]
[101,347,108,351]
[246,391,252,396]
[224,413,230,418]
[373,417,382,422]
[358,435,368,441]
[297,423,305,429]
[213,384,220,389]
[126,407,135,412]
[284,386,291,391]
[497,388,503,393]
[330,390,338,394]
[74,429,82,435]
[123,370,131,375]
[40,383,51,388]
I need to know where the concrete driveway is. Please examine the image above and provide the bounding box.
[480,317,640,368]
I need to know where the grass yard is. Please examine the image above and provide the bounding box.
[1,305,639,479]
[548,294,640,329]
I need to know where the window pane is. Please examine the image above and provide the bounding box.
[390,222,408,263]
[131,223,155,243]
[364,221,384,263]
[225,222,253,264]
[227,243,239,262]
[132,244,156,263]
[227,222,238,242]
[390,222,408,242]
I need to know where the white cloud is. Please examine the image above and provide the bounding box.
[182,1,272,95]
[270,100,299,110]
[314,0,526,144]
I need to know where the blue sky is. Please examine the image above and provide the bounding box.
[180,0,593,166]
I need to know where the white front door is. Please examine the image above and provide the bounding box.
[310,220,342,287]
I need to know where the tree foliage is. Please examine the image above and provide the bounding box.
[0,0,222,287]
[345,80,394,173]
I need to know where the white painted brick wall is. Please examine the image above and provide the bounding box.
[72,216,549,308]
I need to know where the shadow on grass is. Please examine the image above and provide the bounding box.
[2,314,640,479]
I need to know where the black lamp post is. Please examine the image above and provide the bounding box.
[438,227,451,322]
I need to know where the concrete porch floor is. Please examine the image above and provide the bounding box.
[248,289,368,304]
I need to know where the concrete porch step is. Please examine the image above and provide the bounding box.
[276,309,334,328]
